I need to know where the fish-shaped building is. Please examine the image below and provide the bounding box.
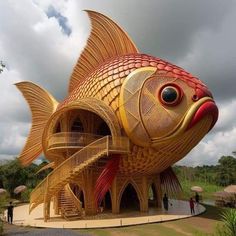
[16,11,218,221]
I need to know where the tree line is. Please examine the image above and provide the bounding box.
[173,155,236,186]
[0,155,235,199]
[0,159,50,199]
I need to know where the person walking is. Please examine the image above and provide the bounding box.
[189,198,195,215]
[163,193,169,211]
[7,202,14,224]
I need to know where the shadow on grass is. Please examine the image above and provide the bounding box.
[199,204,225,221]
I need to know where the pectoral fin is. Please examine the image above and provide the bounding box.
[160,167,182,197]
[15,82,58,166]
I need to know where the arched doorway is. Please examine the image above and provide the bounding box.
[70,183,85,208]
[55,122,61,133]
[97,121,111,136]
[120,183,140,212]
[100,191,112,213]
[71,118,84,132]
[148,183,157,207]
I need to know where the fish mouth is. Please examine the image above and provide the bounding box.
[186,98,218,132]
[151,97,218,145]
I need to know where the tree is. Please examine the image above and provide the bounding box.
[215,156,236,186]
[0,158,50,197]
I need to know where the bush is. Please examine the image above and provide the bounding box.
[0,194,8,235]
[220,209,236,236]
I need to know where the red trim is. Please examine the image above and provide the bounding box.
[187,101,218,132]
[94,155,120,208]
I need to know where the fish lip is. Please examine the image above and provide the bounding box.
[187,99,218,132]
[151,97,218,145]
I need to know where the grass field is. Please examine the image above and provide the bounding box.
[179,180,223,201]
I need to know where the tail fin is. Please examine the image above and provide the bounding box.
[15,82,58,166]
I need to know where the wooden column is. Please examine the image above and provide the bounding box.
[111,176,119,214]
[156,174,162,208]
[83,169,97,215]
[140,176,148,212]
[43,177,50,222]
[53,193,60,215]
[43,200,51,222]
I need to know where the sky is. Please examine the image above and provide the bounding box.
[0,0,236,167]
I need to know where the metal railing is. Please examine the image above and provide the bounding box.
[30,135,129,213]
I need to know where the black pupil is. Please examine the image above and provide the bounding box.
[162,87,177,103]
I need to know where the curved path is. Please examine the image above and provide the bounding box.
[5,200,205,229]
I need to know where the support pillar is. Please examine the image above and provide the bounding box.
[83,169,97,215]
[111,176,119,214]
[140,176,148,212]
[53,193,60,215]
[156,174,162,208]
[43,200,51,222]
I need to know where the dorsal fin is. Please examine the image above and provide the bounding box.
[68,10,139,93]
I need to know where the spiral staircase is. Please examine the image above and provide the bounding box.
[29,134,129,221]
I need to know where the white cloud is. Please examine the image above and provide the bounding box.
[179,127,236,166]
[0,0,235,167]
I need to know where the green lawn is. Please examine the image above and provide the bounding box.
[180,180,224,201]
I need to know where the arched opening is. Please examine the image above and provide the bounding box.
[79,191,85,208]
[148,183,157,207]
[71,118,84,132]
[120,183,140,212]
[54,122,61,133]
[97,121,111,136]
[70,184,85,208]
[99,191,112,213]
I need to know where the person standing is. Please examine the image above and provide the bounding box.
[195,192,200,205]
[189,198,195,215]
[163,193,169,211]
[7,202,14,224]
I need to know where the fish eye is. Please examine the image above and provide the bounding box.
[159,84,182,106]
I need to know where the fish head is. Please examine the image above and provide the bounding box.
[119,65,218,153]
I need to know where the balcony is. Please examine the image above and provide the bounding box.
[46,132,130,154]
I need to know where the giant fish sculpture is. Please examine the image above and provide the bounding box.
[16,11,218,219]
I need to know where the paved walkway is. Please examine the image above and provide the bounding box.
[4,200,205,229]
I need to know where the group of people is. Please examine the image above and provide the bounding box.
[162,192,200,214]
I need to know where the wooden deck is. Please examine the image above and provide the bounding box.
[5,200,205,229]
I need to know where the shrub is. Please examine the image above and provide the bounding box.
[0,195,8,235]
[220,208,236,236]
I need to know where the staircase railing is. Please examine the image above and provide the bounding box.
[29,135,129,213]
[65,184,82,213]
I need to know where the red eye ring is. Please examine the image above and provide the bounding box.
[158,83,183,106]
